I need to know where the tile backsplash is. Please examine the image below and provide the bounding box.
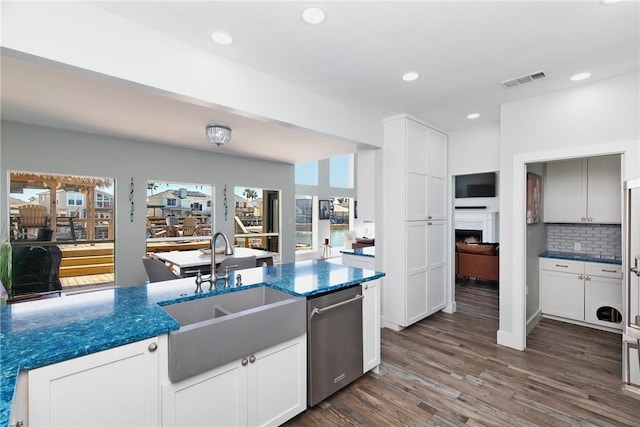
[547,223,622,258]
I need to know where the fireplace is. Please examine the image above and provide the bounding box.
[454,211,499,243]
[456,229,482,243]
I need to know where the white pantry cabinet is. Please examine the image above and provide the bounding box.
[544,155,621,224]
[162,334,307,427]
[29,336,162,426]
[539,258,623,330]
[382,115,448,329]
[362,280,381,373]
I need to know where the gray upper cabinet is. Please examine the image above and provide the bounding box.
[543,155,621,224]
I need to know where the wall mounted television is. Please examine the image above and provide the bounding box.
[455,172,497,198]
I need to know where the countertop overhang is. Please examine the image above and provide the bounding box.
[0,260,384,426]
[539,251,622,265]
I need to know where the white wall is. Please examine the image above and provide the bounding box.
[499,72,640,350]
[1,121,295,286]
[448,121,500,175]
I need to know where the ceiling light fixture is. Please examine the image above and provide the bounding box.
[467,113,480,120]
[301,6,326,24]
[206,125,232,146]
[402,72,420,82]
[211,31,233,45]
[570,72,591,82]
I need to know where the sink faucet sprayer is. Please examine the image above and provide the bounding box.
[195,231,235,292]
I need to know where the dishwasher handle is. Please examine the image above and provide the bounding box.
[310,294,364,319]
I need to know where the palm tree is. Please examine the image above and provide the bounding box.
[147,182,159,195]
[243,188,258,201]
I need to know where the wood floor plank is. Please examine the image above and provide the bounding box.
[284,279,640,426]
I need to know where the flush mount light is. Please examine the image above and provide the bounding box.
[206,125,232,146]
[211,31,233,45]
[467,113,480,120]
[402,72,420,82]
[301,6,326,24]
[570,72,591,82]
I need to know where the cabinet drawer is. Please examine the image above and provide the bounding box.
[539,258,584,274]
[585,262,623,279]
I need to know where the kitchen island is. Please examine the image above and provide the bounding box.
[1,260,384,426]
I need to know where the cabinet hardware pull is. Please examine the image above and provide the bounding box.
[364,284,369,290]
[555,264,568,268]
[241,357,248,366]
[578,275,583,280]
[249,355,256,363]
[601,269,617,273]
[310,294,364,319]
[148,342,158,352]
[585,276,591,281]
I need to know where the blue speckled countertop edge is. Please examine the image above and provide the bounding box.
[539,251,622,265]
[1,260,385,426]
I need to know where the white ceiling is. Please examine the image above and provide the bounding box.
[2,1,639,163]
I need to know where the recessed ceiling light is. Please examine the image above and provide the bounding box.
[301,6,326,25]
[211,31,233,45]
[570,72,591,82]
[402,72,420,82]
[467,113,480,120]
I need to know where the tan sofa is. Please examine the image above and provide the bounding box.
[455,242,499,282]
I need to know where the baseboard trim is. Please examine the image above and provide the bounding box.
[497,329,525,351]
[526,310,542,336]
[443,301,457,314]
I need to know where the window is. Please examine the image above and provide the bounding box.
[295,195,313,251]
[330,154,354,188]
[146,181,213,246]
[329,197,351,248]
[67,193,84,206]
[295,160,318,186]
[234,187,280,254]
[9,170,115,293]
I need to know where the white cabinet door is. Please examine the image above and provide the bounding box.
[406,221,428,324]
[544,158,586,223]
[251,335,307,427]
[585,275,623,330]
[362,280,381,373]
[540,269,585,321]
[427,220,447,314]
[426,129,447,221]
[10,372,28,427]
[29,337,160,427]
[587,155,621,223]
[162,359,247,427]
[162,335,306,427]
[406,119,428,220]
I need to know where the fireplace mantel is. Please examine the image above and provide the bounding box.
[455,211,499,243]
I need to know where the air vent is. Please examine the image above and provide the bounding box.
[500,70,547,88]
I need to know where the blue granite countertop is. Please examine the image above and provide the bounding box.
[539,251,622,265]
[340,246,375,258]
[1,260,384,426]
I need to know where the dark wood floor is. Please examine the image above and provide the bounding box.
[285,279,640,426]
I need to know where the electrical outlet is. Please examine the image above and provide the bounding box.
[574,242,581,251]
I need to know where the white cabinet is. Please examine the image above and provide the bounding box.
[544,155,621,223]
[539,258,622,330]
[540,259,585,321]
[342,253,375,270]
[362,280,381,373]
[10,372,28,427]
[29,336,161,426]
[162,334,306,427]
[383,115,448,328]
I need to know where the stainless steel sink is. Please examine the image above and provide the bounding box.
[161,286,306,383]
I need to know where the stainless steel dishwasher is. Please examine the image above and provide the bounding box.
[307,284,363,406]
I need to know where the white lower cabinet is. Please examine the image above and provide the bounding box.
[362,280,381,373]
[341,253,375,270]
[540,258,623,329]
[28,336,162,426]
[161,334,307,427]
